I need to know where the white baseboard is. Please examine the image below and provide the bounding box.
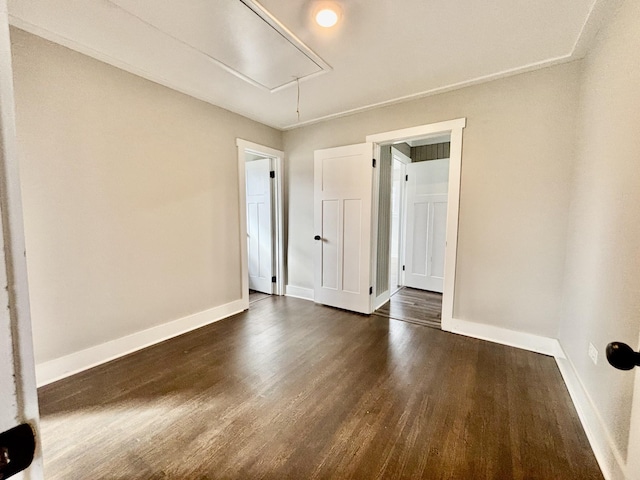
[36,299,246,387]
[555,350,627,480]
[285,285,314,301]
[442,317,562,357]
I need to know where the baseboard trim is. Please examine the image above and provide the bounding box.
[555,349,627,480]
[442,317,562,357]
[35,299,246,387]
[285,285,314,301]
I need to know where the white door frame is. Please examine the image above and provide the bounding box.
[236,139,285,308]
[366,117,466,323]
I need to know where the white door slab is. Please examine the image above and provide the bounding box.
[314,143,374,314]
[0,2,42,476]
[389,157,406,294]
[404,159,449,293]
[246,157,273,294]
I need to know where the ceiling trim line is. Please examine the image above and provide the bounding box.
[282,53,577,130]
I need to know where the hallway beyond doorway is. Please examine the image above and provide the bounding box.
[249,289,271,305]
[374,287,442,329]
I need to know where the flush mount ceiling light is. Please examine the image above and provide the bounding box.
[314,2,341,28]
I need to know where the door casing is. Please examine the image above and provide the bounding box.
[366,118,466,322]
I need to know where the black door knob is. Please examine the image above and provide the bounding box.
[606,342,640,370]
[314,235,321,241]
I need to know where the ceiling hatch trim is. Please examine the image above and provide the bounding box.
[107,0,332,93]
[239,0,332,91]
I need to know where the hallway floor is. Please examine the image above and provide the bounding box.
[374,287,442,329]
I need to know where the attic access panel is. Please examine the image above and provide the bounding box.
[109,0,331,91]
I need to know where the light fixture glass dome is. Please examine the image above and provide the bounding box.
[315,7,339,28]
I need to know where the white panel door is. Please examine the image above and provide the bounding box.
[0,4,42,477]
[389,158,406,294]
[314,143,374,314]
[246,158,273,294]
[404,159,449,293]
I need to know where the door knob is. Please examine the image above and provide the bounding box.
[0,424,35,479]
[314,235,321,241]
[606,342,640,370]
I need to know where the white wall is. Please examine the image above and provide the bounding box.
[10,28,282,365]
[284,62,580,338]
[557,0,640,476]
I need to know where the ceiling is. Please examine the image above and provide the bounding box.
[8,0,611,130]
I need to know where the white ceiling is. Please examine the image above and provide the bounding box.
[8,0,611,130]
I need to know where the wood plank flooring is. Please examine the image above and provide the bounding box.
[249,290,271,304]
[38,296,602,479]
[374,287,442,328]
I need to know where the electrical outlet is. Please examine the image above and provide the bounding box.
[588,343,598,365]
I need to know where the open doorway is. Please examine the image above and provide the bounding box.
[367,118,465,327]
[236,139,285,309]
[374,134,451,328]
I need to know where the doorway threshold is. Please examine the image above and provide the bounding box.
[373,287,442,329]
[249,290,271,305]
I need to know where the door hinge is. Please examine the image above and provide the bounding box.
[272,276,276,283]
[269,171,275,178]
[402,265,405,271]
[372,158,376,168]
[405,174,408,181]
[369,286,373,295]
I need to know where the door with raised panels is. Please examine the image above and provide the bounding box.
[246,157,273,294]
[314,143,374,314]
[404,159,449,293]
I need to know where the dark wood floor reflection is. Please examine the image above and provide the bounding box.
[38,296,602,479]
[374,287,442,328]
[249,289,270,304]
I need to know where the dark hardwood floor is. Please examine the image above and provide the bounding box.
[249,289,271,304]
[374,287,442,328]
[38,296,602,479]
